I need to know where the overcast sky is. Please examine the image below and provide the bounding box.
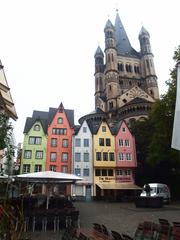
[0,0,179,144]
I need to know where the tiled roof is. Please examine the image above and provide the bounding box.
[23,115,48,134]
[24,104,74,134]
[73,125,81,135]
[86,119,102,134]
[94,46,104,57]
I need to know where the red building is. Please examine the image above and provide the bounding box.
[46,103,74,174]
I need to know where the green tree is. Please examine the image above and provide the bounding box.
[0,112,15,175]
[131,46,180,196]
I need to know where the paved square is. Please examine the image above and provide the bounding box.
[27,201,180,240]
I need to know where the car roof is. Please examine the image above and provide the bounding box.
[144,183,168,187]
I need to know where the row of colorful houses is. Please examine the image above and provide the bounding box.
[21,102,140,200]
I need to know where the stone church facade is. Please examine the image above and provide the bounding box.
[79,12,159,126]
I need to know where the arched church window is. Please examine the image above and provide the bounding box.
[137,66,140,73]
[150,59,153,67]
[96,78,98,88]
[112,54,114,62]
[100,77,102,88]
[109,85,112,91]
[120,63,124,71]
[108,54,110,62]
[134,65,137,73]
[108,31,113,38]
[126,64,129,72]
[109,102,113,109]
[150,89,154,96]
[118,63,124,71]
[146,59,150,69]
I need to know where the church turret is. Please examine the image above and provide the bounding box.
[94,46,105,109]
[139,26,151,55]
[139,26,159,99]
[94,46,104,74]
[104,18,119,114]
[104,19,117,72]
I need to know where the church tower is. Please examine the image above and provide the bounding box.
[79,11,159,126]
[94,46,105,111]
[104,19,119,116]
[94,11,159,124]
[139,27,159,100]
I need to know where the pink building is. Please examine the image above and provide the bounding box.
[115,121,137,184]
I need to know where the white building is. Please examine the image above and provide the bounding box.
[72,120,93,200]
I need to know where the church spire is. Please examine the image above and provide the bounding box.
[114,12,139,57]
[114,12,132,56]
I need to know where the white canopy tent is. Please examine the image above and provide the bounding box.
[15,171,82,183]
[15,171,83,209]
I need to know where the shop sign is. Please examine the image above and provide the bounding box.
[99,177,115,182]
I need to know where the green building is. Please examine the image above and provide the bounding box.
[21,112,48,173]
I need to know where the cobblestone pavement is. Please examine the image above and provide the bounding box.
[27,201,180,240]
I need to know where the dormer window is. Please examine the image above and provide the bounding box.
[34,124,40,131]
[57,117,63,124]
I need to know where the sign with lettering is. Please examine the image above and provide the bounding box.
[99,177,115,182]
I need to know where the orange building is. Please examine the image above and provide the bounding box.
[45,103,74,194]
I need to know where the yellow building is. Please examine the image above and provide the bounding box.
[93,121,116,199]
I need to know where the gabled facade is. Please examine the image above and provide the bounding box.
[115,121,137,183]
[72,120,93,200]
[45,103,74,174]
[21,119,47,173]
[21,104,139,199]
[92,121,116,198]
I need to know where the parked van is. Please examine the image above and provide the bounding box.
[140,183,171,203]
